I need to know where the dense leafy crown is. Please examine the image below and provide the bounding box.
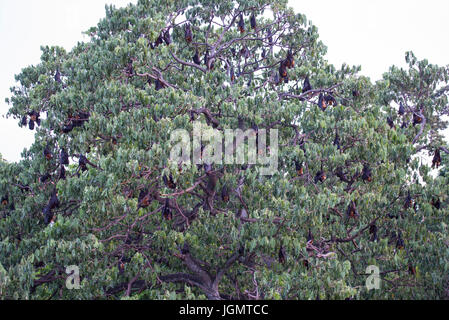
[1,0,448,300]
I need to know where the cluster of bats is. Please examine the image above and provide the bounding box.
[6,12,445,275]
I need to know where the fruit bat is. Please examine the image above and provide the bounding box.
[401,120,408,129]
[60,148,69,165]
[230,65,235,82]
[221,185,230,203]
[302,76,312,93]
[314,170,326,183]
[206,173,218,194]
[40,173,51,183]
[334,132,341,150]
[162,198,172,220]
[1,195,8,206]
[29,120,35,130]
[163,30,171,45]
[398,102,405,115]
[181,241,190,255]
[432,148,441,168]
[43,146,52,160]
[21,116,27,126]
[285,50,294,69]
[48,189,60,210]
[155,34,163,47]
[408,265,416,276]
[324,95,336,106]
[387,117,394,129]
[118,260,125,274]
[413,113,423,126]
[318,93,327,111]
[43,205,53,225]
[404,191,412,210]
[396,232,405,250]
[279,62,287,79]
[193,50,201,65]
[352,90,360,97]
[126,60,133,76]
[278,245,286,264]
[203,50,214,70]
[79,155,88,172]
[250,13,256,29]
[307,228,314,244]
[55,69,61,83]
[431,198,441,210]
[59,165,66,180]
[362,164,372,182]
[369,224,378,242]
[238,14,245,33]
[163,174,176,189]
[155,79,164,91]
[62,122,74,134]
[184,23,193,43]
[138,188,152,209]
[267,27,273,46]
[29,110,39,122]
[346,201,358,219]
[303,259,309,269]
[295,160,304,176]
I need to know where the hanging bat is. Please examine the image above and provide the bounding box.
[79,155,88,172]
[221,185,230,203]
[138,188,152,209]
[250,13,256,29]
[295,160,304,176]
[238,14,245,33]
[413,113,423,126]
[398,102,405,115]
[334,132,341,150]
[163,174,176,189]
[346,201,359,219]
[48,189,60,210]
[43,146,52,160]
[362,164,372,182]
[396,232,405,250]
[59,165,66,180]
[43,205,53,225]
[162,198,172,220]
[55,69,61,83]
[184,23,193,43]
[314,170,326,183]
[302,76,312,93]
[432,148,441,168]
[60,148,69,165]
[318,93,326,111]
[278,245,286,264]
[193,50,201,65]
[387,117,395,129]
[163,29,171,45]
[404,191,412,210]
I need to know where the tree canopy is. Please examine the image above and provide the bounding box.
[1,0,448,300]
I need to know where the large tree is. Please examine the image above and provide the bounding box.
[1,0,448,300]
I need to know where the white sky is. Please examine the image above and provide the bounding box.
[1,0,448,162]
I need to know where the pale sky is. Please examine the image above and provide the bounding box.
[1,0,449,162]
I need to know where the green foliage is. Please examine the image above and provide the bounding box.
[1,0,448,300]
